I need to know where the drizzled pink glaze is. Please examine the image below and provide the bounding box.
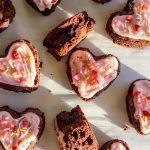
[0,42,36,87]
[112,0,150,40]
[0,111,40,150]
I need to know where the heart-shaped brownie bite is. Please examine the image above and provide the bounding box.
[126,79,150,135]
[0,40,40,92]
[67,48,120,101]
[101,139,130,150]
[0,0,15,33]
[0,106,45,150]
[26,0,62,16]
[106,0,150,48]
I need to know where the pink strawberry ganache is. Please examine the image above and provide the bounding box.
[69,50,119,99]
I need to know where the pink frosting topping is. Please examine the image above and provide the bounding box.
[112,0,150,40]
[69,50,119,99]
[133,80,150,134]
[0,111,40,150]
[0,41,37,87]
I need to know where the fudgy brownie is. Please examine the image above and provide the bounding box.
[100,139,130,150]
[106,0,150,48]
[92,0,111,4]
[0,39,40,92]
[26,0,62,16]
[126,79,150,135]
[54,105,99,150]
[0,106,45,150]
[43,11,95,61]
[67,47,120,101]
[0,0,15,33]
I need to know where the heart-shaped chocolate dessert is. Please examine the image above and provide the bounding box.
[0,106,45,150]
[0,0,15,33]
[67,48,120,101]
[26,0,62,16]
[106,0,150,48]
[100,139,130,150]
[0,40,40,92]
[126,79,150,135]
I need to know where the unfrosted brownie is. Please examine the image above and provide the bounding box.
[55,105,99,149]
[43,11,95,61]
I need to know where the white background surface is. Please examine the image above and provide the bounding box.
[0,0,149,149]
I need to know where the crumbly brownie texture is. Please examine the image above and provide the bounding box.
[100,139,130,150]
[0,106,45,150]
[55,105,99,150]
[0,39,40,92]
[67,47,120,101]
[92,0,111,4]
[26,0,62,16]
[43,11,95,61]
[0,0,15,33]
[106,0,150,48]
[126,79,150,135]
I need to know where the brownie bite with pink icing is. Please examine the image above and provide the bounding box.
[126,79,150,135]
[0,0,15,33]
[0,39,40,92]
[54,105,99,150]
[67,48,120,101]
[100,139,130,150]
[26,0,62,16]
[106,0,150,48]
[0,106,45,150]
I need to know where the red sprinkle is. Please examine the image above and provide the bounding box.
[12,146,17,150]
[19,77,27,83]
[125,15,132,22]
[22,119,29,126]
[134,24,141,32]
[142,3,150,11]
[133,91,141,98]
[146,96,150,100]
[12,50,20,60]
[143,110,150,116]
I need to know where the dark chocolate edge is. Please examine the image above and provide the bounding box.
[106,0,150,48]
[0,106,45,150]
[126,78,150,135]
[25,0,62,16]
[100,139,130,150]
[0,0,16,33]
[92,0,111,4]
[0,39,40,93]
[67,47,121,101]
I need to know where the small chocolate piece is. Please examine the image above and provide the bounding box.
[100,139,130,150]
[0,106,45,150]
[67,47,120,101]
[0,0,15,33]
[92,0,111,4]
[26,0,62,16]
[54,105,99,150]
[43,11,95,61]
[106,0,150,48]
[126,79,150,135]
[0,39,40,92]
